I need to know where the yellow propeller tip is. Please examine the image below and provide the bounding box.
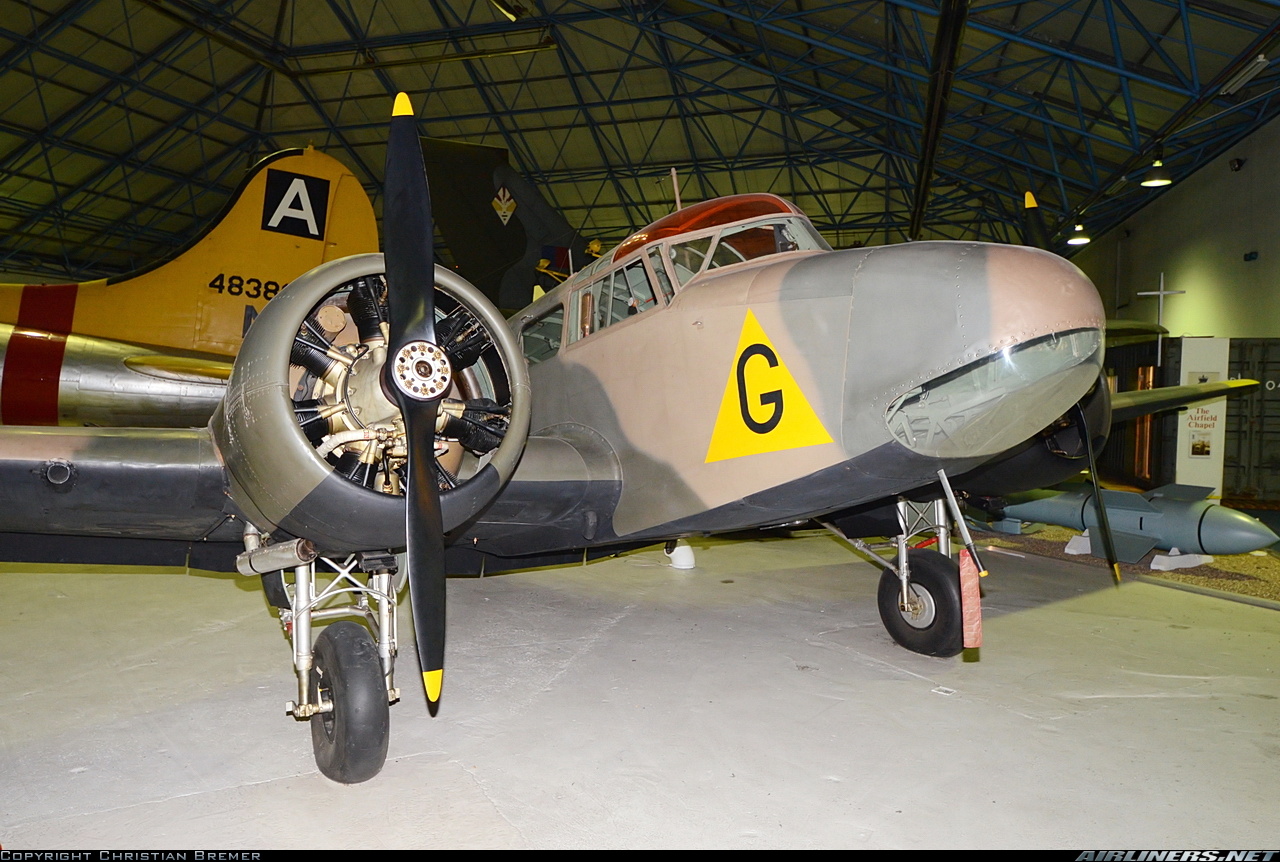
[1024,191,1039,208]
[422,669,443,702]
[393,92,414,117]
[1111,564,1122,585]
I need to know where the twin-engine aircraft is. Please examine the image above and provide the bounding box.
[0,95,1247,784]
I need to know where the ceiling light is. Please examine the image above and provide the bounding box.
[1221,55,1268,96]
[488,0,523,21]
[1066,224,1091,246]
[1141,159,1173,187]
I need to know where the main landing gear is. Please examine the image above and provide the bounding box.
[823,476,984,658]
[876,546,963,657]
[240,530,401,783]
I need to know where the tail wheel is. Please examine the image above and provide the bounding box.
[309,621,390,783]
[877,548,964,657]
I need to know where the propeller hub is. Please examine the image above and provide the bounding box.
[390,340,452,401]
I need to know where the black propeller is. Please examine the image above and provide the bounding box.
[382,92,450,712]
[1021,192,1120,584]
[1076,401,1123,585]
[1021,191,1051,250]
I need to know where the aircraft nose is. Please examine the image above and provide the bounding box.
[982,243,1106,350]
[836,241,1105,459]
[1197,505,1279,555]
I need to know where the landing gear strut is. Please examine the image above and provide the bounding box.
[881,498,964,657]
[238,532,401,783]
[823,472,984,658]
[282,554,399,783]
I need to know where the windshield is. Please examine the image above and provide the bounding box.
[668,216,829,285]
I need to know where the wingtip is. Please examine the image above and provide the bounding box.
[393,92,414,117]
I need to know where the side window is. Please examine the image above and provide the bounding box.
[781,217,833,251]
[596,272,614,330]
[668,236,713,285]
[520,306,564,365]
[623,260,657,312]
[647,248,675,302]
[567,264,661,342]
[569,278,607,342]
[608,260,656,323]
[607,270,631,325]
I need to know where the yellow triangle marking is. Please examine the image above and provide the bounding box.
[705,309,833,463]
[423,669,443,703]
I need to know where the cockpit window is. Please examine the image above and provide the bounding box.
[708,218,829,270]
[608,260,658,322]
[668,236,713,285]
[567,259,663,344]
[647,248,675,302]
[667,216,829,284]
[520,305,564,365]
[709,225,768,268]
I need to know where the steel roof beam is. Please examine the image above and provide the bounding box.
[909,0,970,240]
[1061,16,1280,238]
[626,6,1109,195]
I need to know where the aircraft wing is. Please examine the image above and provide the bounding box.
[1110,378,1259,423]
[0,424,244,569]
[1104,318,1167,349]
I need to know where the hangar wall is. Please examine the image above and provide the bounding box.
[1073,115,1280,339]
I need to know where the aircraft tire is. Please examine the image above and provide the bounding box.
[260,571,290,609]
[877,548,963,657]
[309,621,390,783]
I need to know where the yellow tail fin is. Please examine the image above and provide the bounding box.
[0,148,378,358]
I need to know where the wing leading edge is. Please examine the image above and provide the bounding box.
[1110,378,1259,424]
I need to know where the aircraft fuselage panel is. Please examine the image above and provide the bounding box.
[515,239,1105,545]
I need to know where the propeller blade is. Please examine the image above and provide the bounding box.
[382,91,449,711]
[1021,191,1051,251]
[1076,401,1122,584]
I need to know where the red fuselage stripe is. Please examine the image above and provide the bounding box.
[1,283,79,425]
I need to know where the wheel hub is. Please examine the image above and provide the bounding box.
[899,584,937,629]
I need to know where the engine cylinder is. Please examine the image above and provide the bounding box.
[211,254,530,554]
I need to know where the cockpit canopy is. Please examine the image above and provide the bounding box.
[518,193,830,366]
[571,193,830,288]
[663,212,830,286]
[612,194,815,261]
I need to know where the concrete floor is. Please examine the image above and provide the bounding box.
[1,532,1278,849]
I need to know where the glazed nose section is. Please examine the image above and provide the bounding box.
[885,329,1102,458]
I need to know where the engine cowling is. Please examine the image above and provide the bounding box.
[211,253,531,554]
